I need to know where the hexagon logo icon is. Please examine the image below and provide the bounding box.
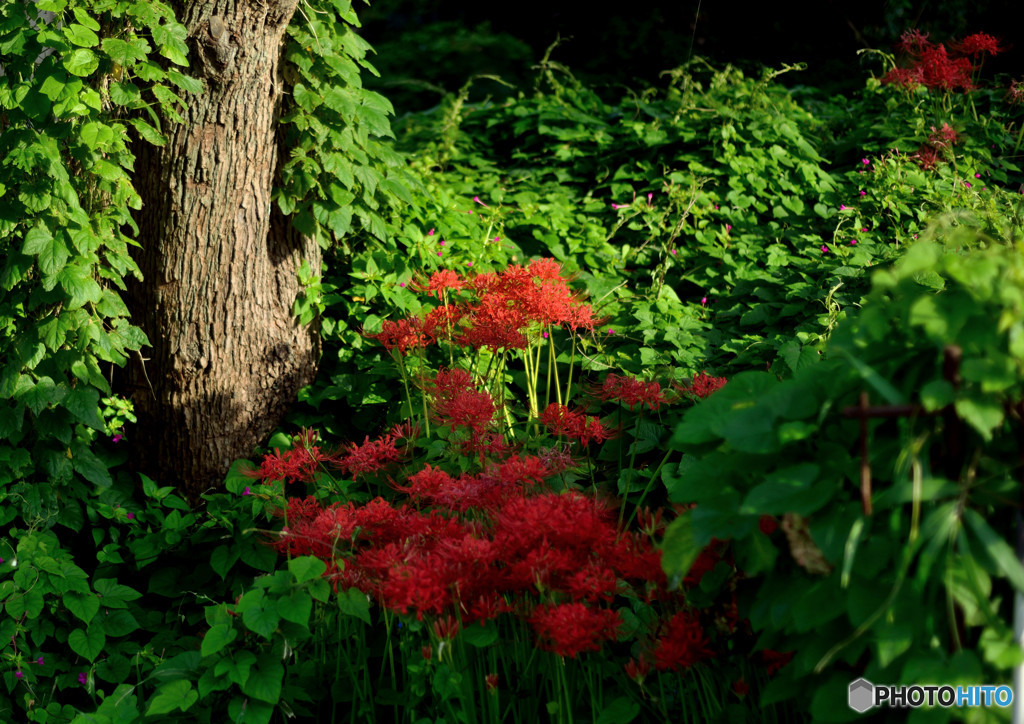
[849,678,874,713]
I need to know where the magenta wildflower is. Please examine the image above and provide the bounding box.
[670,249,677,255]
[965,181,972,188]
[607,328,615,335]
[859,190,866,196]
[112,434,123,443]
[975,173,981,178]
[700,296,707,306]
[399,282,406,287]
[439,240,445,246]
[542,331,549,339]
[78,672,87,685]
[427,228,435,236]
[437,251,443,257]
[862,158,870,165]
[473,196,489,207]
[15,671,22,680]
[494,236,499,242]
[467,261,474,267]
[821,245,829,253]
[725,224,731,232]
[36,657,43,665]
[127,512,135,519]
[242,486,251,496]
[647,192,653,206]
[840,204,847,210]
[850,239,857,245]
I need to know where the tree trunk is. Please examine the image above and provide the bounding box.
[126,0,318,502]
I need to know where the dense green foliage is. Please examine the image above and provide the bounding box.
[2,1,1024,722]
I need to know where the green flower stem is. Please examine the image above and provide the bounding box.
[548,331,563,406]
[625,447,675,529]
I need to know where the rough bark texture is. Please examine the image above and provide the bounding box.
[127,0,319,502]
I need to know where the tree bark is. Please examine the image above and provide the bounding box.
[126,0,319,502]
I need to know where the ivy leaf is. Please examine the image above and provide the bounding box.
[101,37,150,66]
[20,377,66,414]
[64,386,104,430]
[37,235,70,277]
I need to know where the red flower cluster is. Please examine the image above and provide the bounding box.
[247,428,336,485]
[426,368,504,456]
[883,30,1002,93]
[598,374,672,411]
[264,454,710,661]
[912,122,960,171]
[678,372,728,400]
[367,259,598,356]
[539,403,612,447]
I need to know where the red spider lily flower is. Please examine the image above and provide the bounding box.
[761,649,795,676]
[363,316,435,354]
[336,433,404,479]
[423,304,467,342]
[422,269,466,297]
[539,403,613,447]
[652,610,714,671]
[599,373,671,411]
[952,32,1003,58]
[564,561,619,603]
[248,428,336,485]
[432,614,461,640]
[733,679,750,697]
[528,603,622,658]
[678,372,728,400]
[624,658,651,683]
[928,122,959,148]
[895,28,931,55]
[485,673,499,692]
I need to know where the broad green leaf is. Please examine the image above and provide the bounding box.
[146,680,198,716]
[660,511,702,588]
[963,508,1024,592]
[337,587,371,624]
[64,49,99,77]
[63,590,100,624]
[240,657,283,704]
[69,625,106,661]
[210,545,239,579]
[276,591,312,625]
[288,556,327,584]
[200,623,238,657]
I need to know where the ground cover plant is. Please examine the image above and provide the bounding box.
[2,3,1024,721]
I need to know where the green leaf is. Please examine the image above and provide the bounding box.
[595,697,641,724]
[239,590,280,640]
[64,23,100,48]
[63,591,100,624]
[64,386,104,430]
[461,622,498,648]
[146,680,198,716]
[69,625,106,661]
[64,49,99,77]
[102,610,140,637]
[963,508,1024,592]
[129,118,167,146]
[240,657,284,704]
[741,463,826,516]
[277,591,312,626]
[210,545,240,579]
[955,396,1004,441]
[288,556,327,584]
[660,511,702,588]
[22,225,53,255]
[167,69,203,95]
[338,587,371,624]
[200,623,238,657]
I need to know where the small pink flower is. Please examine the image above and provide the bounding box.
[647,192,653,206]
[112,434,123,443]
[700,296,707,306]
[913,234,919,239]
[859,190,866,196]
[467,261,473,267]
[437,251,443,257]
[860,227,868,232]
[840,204,847,210]
[862,158,870,165]
[493,236,499,242]
[427,228,435,236]
[714,205,719,210]
[439,240,445,246]
[611,203,625,210]
[982,187,987,191]
[15,671,22,680]
[964,181,972,188]
[821,245,829,253]
[725,224,731,232]
[975,173,981,178]
[607,328,615,335]
[473,196,488,207]
[670,249,677,255]
[242,486,251,496]
[542,331,549,339]
[399,282,405,287]
[78,672,87,685]
[126,512,134,520]
[36,657,43,665]
[850,239,857,245]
